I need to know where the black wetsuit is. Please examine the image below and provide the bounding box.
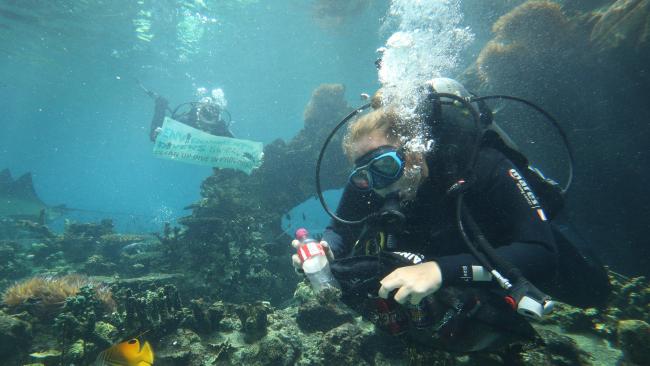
[149,97,234,142]
[323,147,558,289]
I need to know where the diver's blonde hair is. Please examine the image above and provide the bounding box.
[342,107,403,160]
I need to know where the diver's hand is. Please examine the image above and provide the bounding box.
[378,261,442,305]
[150,127,162,142]
[291,240,334,271]
[155,96,168,108]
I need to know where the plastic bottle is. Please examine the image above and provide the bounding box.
[295,228,339,292]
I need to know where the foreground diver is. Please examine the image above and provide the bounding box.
[144,85,234,142]
[292,78,610,352]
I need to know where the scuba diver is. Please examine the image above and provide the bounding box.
[291,78,611,352]
[140,82,235,141]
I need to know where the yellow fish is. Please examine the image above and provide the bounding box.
[94,338,154,366]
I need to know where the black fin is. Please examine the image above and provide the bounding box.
[0,169,12,191]
[11,172,40,201]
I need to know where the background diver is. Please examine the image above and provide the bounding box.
[139,81,235,142]
[291,78,611,352]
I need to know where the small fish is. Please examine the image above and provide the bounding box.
[360,93,370,100]
[94,338,154,366]
[121,242,154,254]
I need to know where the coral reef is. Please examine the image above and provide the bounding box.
[2,275,115,321]
[590,0,650,56]
[617,319,650,365]
[0,241,31,288]
[542,272,650,340]
[311,0,372,29]
[148,83,353,306]
[0,311,32,364]
[475,1,582,99]
[1,82,649,365]
[295,286,354,333]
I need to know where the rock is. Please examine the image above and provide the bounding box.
[207,301,225,329]
[93,321,119,347]
[617,319,650,365]
[321,323,371,366]
[64,219,114,238]
[235,334,299,366]
[157,328,207,366]
[546,303,598,332]
[518,329,590,366]
[219,314,242,332]
[236,302,272,343]
[0,311,32,359]
[83,254,117,275]
[66,339,87,362]
[590,0,650,53]
[296,288,354,333]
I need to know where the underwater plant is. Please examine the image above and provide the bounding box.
[2,274,115,319]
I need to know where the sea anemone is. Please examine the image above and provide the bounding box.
[2,274,115,319]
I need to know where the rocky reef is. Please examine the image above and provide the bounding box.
[2,263,648,365]
[1,76,650,365]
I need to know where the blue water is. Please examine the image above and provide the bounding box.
[281,188,343,238]
[0,1,388,233]
[2,1,648,277]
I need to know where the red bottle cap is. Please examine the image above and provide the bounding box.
[295,228,309,241]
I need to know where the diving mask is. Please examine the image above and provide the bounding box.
[197,102,221,124]
[349,146,405,191]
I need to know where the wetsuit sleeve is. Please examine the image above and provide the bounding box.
[322,185,373,259]
[435,151,557,288]
[150,97,169,141]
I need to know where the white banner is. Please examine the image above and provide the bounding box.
[152,117,263,174]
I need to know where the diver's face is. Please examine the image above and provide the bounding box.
[198,103,219,123]
[350,130,426,201]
